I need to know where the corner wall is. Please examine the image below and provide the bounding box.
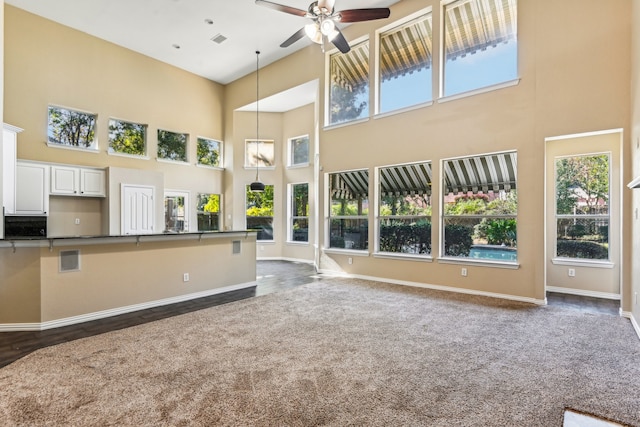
[630,0,640,335]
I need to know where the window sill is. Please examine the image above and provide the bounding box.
[374,252,433,262]
[323,248,370,257]
[287,163,310,169]
[374,101,434,120]
[323,117,370,131]
[551,258,614,269]
[286,241,309,246]
[196,164,224,171]
[157,158,190,166]
[244,166,276,171]
[437,256,520,270]
[47,142,100,153]
[438,78,520,104]
[107,150,149,160]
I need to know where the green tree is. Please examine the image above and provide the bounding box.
[330,83,367,124]
[556,155,609,215]
[157,129,187,161]
[246,185,274,217]
[48,106,96,147]
[197,138,220,166]
[292,184,308,216]
[109,120,145,155]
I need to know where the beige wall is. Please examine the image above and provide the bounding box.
[225,0,632,302]
[4,5,225,235]
[48,196,104,237]
[0,246,41,323]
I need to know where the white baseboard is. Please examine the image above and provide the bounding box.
[0,282,257,332]
[257,256,314,265]
[546,286,621,300]
[317,270,546,306]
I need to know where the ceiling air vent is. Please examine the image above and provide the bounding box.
[211,33,227,44]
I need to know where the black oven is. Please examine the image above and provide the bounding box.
[4,216,47,238]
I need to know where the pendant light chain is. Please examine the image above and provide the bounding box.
[255,50,260,181]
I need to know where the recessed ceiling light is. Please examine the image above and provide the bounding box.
[172,44,181,49]
[204,18,214,25]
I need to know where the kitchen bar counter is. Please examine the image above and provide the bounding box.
[0,230,258,331]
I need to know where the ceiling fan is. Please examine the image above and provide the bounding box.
[255,0,391,54]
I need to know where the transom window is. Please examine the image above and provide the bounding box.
[246,185,274,241]
[108,119,146,156]
[442,0,517,97]
[245,139,275,168]
[328,40,369,126]
[378,10,433,113]
[442,152,518,262]
[47,105,97,150]
[555,154,610,260]
[288,135,310,167]
[197,137,222,167]
[289,183,309,243]
[328,170,369,250]
[377,162,432,255]
[157,129,188,162]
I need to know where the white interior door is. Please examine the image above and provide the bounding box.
[122,184,154,235]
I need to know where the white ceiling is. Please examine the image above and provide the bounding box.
[5,0,399,86]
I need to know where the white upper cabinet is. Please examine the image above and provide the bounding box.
[2,124,23,215]
[16,161,49,215]
[50,165,106,197]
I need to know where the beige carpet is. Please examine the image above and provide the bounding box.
[1,278,639,426]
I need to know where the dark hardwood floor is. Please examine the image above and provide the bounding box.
[0,260,619,369]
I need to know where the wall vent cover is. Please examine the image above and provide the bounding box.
[60,249,81,272]
[232,240,241,254]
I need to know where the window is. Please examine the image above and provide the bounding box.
[47,106,97,150]
[328,170,369,250]
[442,0,517,97]
[442,152,517,262]
[328,40,369,126]
[164,191,188,233]
[378,11,433,113]
[289,183,309,242]
[555,154,609,260]
[197,193,220,231]
[288,135,309,167]
[246,185,274,241]
[157,129,187,162]
[108,119,146,156]
[377,162,432,255]
[197,137,222,167]
[245,140,275,168]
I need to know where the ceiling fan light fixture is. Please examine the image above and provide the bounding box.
[305,23,323,44]
[320,18,335,36]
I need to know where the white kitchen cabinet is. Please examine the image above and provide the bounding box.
[50,165,106,197]
[16,161,49,215]
[2,124,23,215]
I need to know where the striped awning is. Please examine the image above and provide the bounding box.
[444,0,517,61]
[331,0,515,89]
[380,162,433,196]
[330,170,369,200]
[443,152,517,194]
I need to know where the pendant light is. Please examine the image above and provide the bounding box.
[250,50,265,192]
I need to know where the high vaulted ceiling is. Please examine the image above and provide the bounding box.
[5,0,400,85]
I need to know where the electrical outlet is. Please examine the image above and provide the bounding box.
[74,218,80,225]
[568,268,575,277]
[461,268,467,277]
[635,292,638,305]
[348,257,353,265]
[183,273,190,282]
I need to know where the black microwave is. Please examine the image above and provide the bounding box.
[4,216,47,238]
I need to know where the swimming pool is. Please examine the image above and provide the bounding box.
[468,245,517,261]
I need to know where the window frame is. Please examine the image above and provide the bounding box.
[375,161,433,259]
[196,136,223,169]
[325,169,370,253]
[108,117,148,158]
[245,139,275,170]
[47,105,98,152]
[439,151,519,268]
[287,134,310,168]
[157,128,189,164]
[325,36,371,129]
[375,7,434,116]
[164,190,190,233]
[439,0,519,99]
[288,182,310,244]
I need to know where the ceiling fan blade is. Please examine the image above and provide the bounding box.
[281,27,307,48]
[255,0,307,17]
[338,8,391,23]
[317,0,336,14]
[331,29,351,54]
